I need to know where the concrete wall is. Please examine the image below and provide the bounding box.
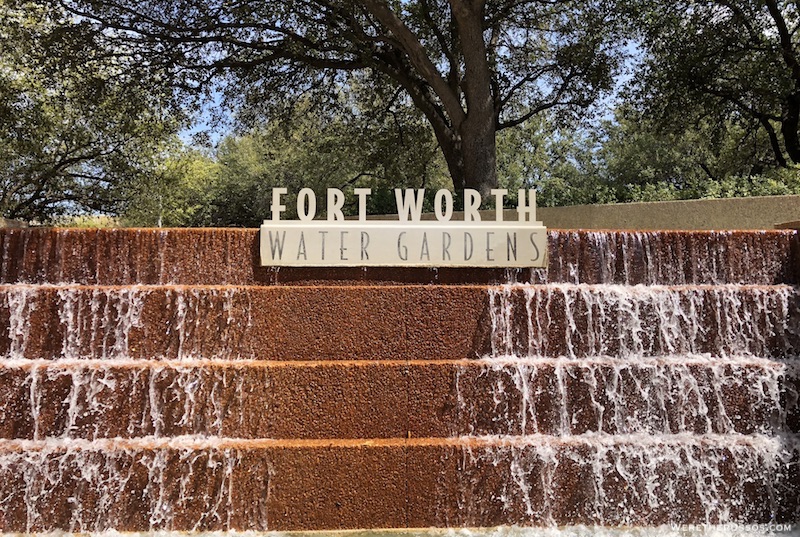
[527,195,800,230]
[0,218,27,228]
[375,195,800,230]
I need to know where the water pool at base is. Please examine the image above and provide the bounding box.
[4,528,800,537]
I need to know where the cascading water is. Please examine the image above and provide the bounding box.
[0,228,798,536]
[447,232,800,532]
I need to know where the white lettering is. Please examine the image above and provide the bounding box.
[297,188,316,221]
[434,189,453,222]
[260,188,547,268]
[270,188,288,221]
[354,188,371,222]
[491,189,508,222]
[327,188,345,221]
[464,189,481,222]
[517,189,538,222]
[395,189,425,222]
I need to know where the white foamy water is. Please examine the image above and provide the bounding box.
[1,526,798,536]
[543,230,795,286]
[0,443,251,531]
[456,355,796,436]
[1,230,798,532]
[0,360,251,439]
[463,280,800,529]
[487,284,799,358]
[0,285,253,361]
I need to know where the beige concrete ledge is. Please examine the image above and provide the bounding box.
[0,218,27,228]
[529,195,800,231]
[367,195,800,230]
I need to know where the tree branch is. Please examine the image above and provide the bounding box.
[360,0,465,127]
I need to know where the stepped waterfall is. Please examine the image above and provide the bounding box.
[0,228,797,534]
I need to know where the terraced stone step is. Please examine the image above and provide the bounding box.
[0,358,796,440]
[0,435,796,532]
[0,285,484,361]
[454,357,800,437]
[2,284,798,360]
[0,227,798,533]
[1,229,797,286]
[488,283,800,358]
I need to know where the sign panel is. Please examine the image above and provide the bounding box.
[260,222,547,267]
[259,188,548,268]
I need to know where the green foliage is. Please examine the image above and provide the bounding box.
[8,0,800,225]
[493,104,800,208]
[494,118,617,207]
[0,0,183,222]
[51,0,627,192]
[630,0,800,167]
[122,99,450,227]
[51,215,120,228]
[120,148,219,227]
[597,106,800,201]
[694,167,800,199]
[210,102,448,225]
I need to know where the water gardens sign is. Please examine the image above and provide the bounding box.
[259,188,547,268]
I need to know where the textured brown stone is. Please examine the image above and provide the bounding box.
[482,284,800,358]
[410,359,799,437]
[1,228,799,532]
[0,442,404,532]
[405,439,800,528]
[0,439,796,532]
[1,228,797,285]
[0,285,488,361]
[0,361,410,440]
[1,359,793,441]
[2,284,799,361]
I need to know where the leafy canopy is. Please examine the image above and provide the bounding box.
[58,0,625,192]
[0,0,183,221]
[632,0,800,167]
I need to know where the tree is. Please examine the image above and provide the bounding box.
[599,105,783,194]
[121,94,449,227]
[0,1,183,221]
[121,148,219,227]
[54,0,624,195]
[633,0,800,168]
[185,98,448,227]
[494,116,619,206]
[492,103,800,207]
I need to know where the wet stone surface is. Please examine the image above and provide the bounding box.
[0,228,798,531]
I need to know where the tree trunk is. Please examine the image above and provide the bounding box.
[449,0,498,197]
[458,113,497,196]
[434,117,498,196]
[759,117,788,168]
[373,1,500,195]
[782,93,800,164]
[437,132,465,190]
